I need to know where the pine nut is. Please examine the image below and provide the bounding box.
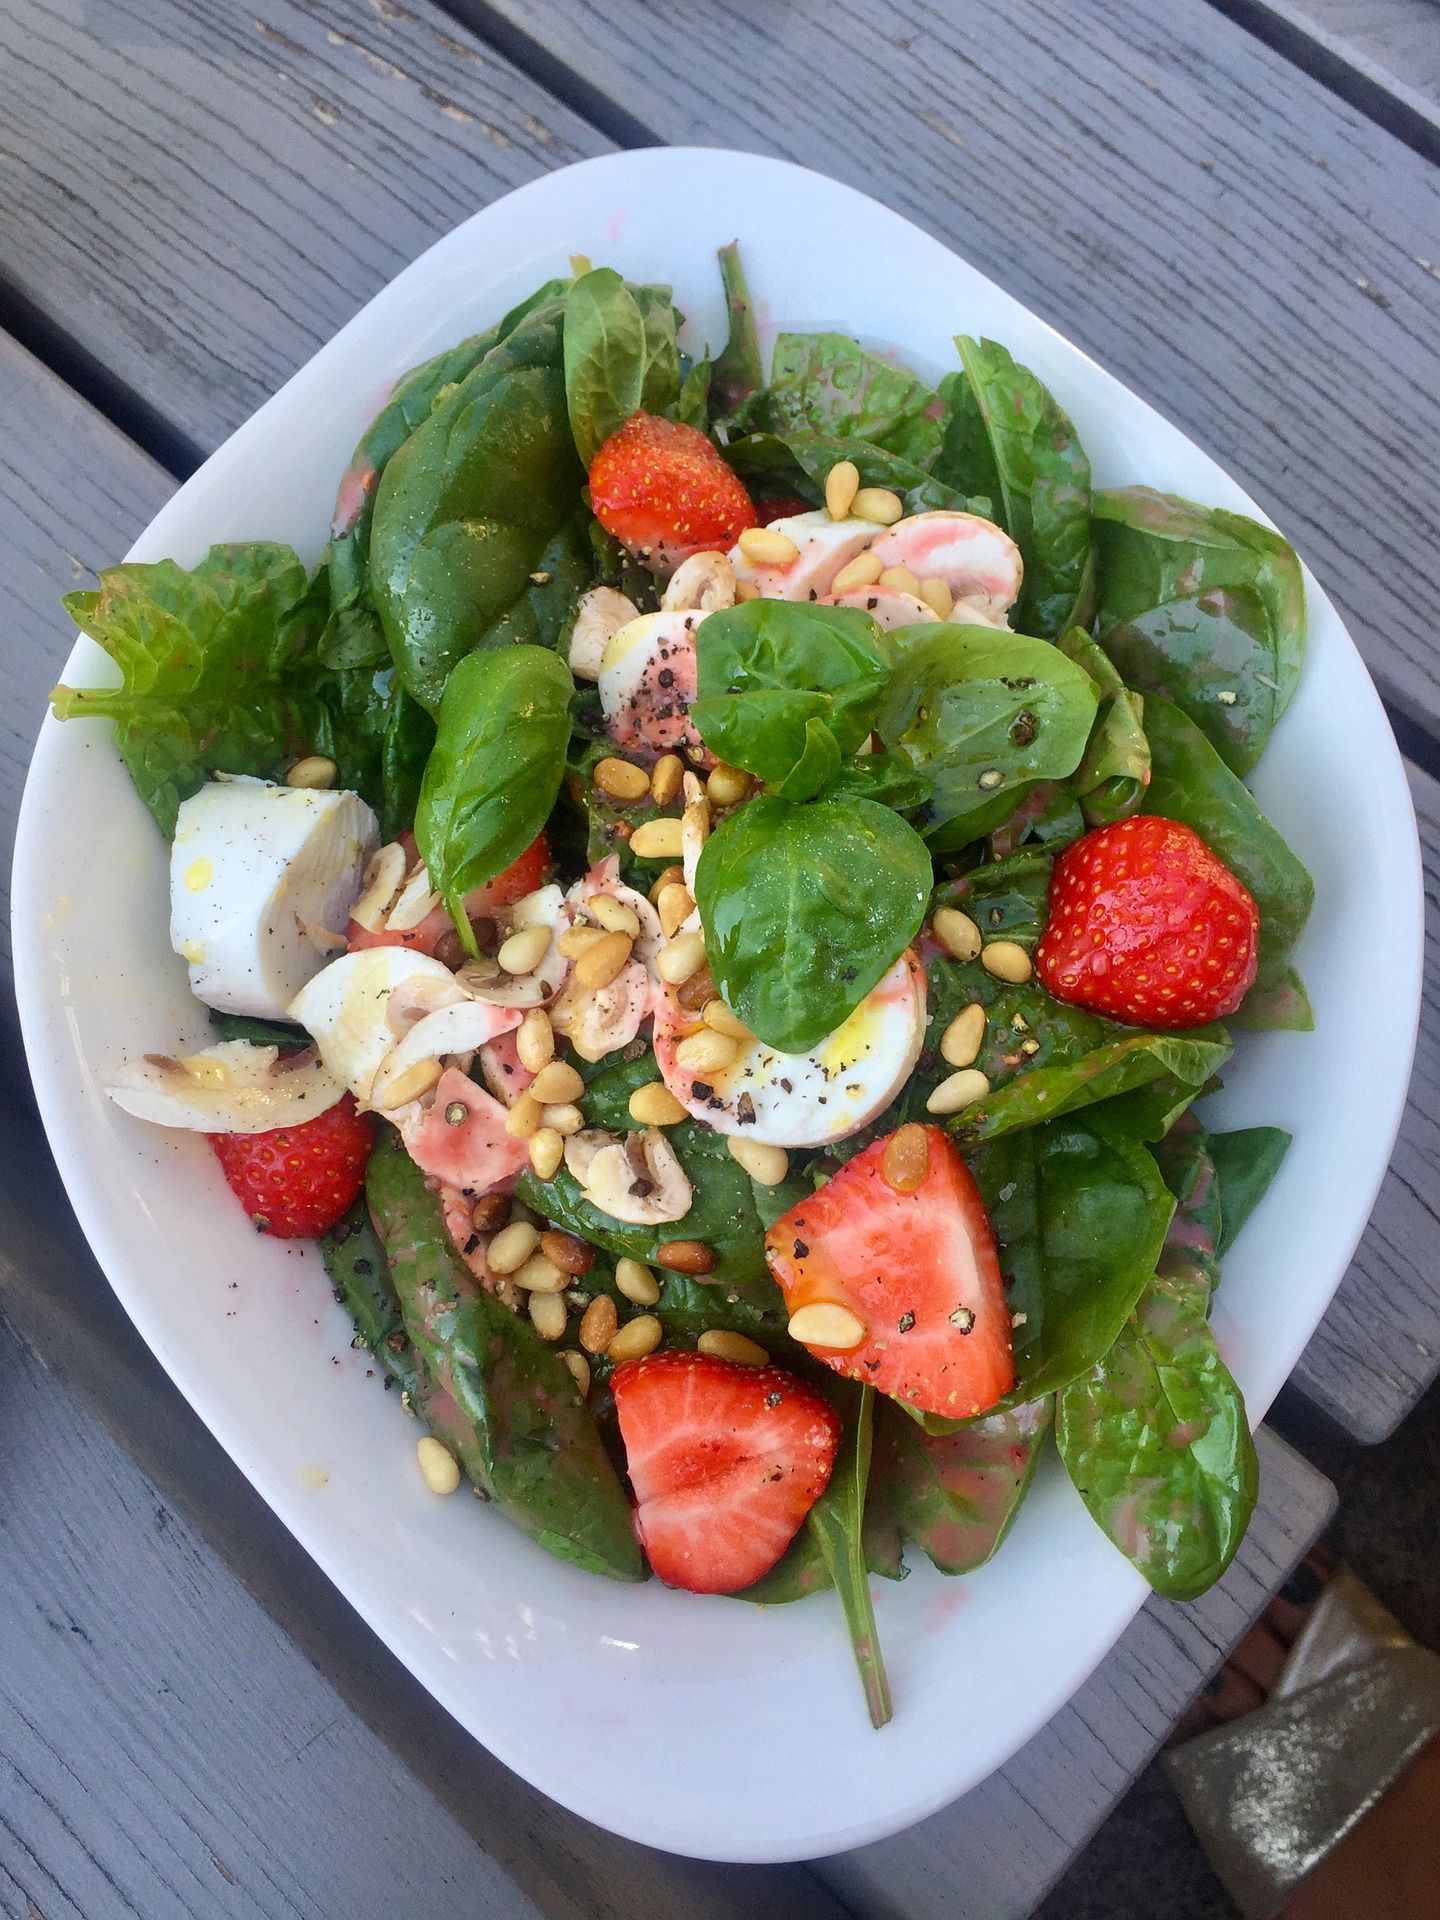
[676,965,717,1012]
[487,1220,539,1274]
[657,882,695,938]
[587,893,640,937]
[512,1251,567,1293]
[831,549,884,594]
[557,923,606,959]
[285,754,338,790]
[416,1436,460,1494]
[541,1102,585,1136]
[735,580,760,602]
[515,1008,554,1072]
[851,487,904,526]
[737,526,800,567]
[471,1191,511,1232]
[881,1123,930,1194]
[594,755,651,802]
[941,1003,987,1068]
[698,1330,769,1366]
[607,1314,663,1363]
[727,1136,789,1185]
[629,818,685,860]
[918,575,954,619]
[706,763,751,808]
[648,861,685,904]
[375,1056,442,1109]
[528,1127,564,1179]
[574,929,634,989]
[615,1257,661,1305]
[656,1239,716,1275]
[926,1068,991,1115]
[702,998,753,1042]
[656,929,707,984]
[528,1059,584,1104]
[529,1291,567,1341]
[788,1302,868,1350]
[981,941,1033,984]
[579,1294,618,1353]
[650,755,683,806]
[504,1091,543,1139]
[825,459,860,521]
[628,1081,687,1126]
[540,1230,594,1276]
[675,1029,738,1073]
[878,564,920,595]
[932,906,983,962]
[498,922,552,975]
[560,1350,591,1396]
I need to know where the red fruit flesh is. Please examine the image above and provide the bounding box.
[588,412,757,568]
[209,1093,376,1238]
[347,831,550,954]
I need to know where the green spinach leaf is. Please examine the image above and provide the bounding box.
[563,269,648,465]
[1057,627,1150,825]
[876,1394,1052,1573]
[725,429,978,517]
[952,1025,1232,1146]
[711,240,764,414]
[733,331,943,468]
[804,1383,893,1729]
[321,1194,422,1397]
[1209,1126,1292,1257]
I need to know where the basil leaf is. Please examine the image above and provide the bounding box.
[877,625,1099,849]
[711,240,764,415]
[415,645,572,944]
[876,1394,1052,1574]
[805,1383,893,1729]
[695,795,932,1053]
[1092,487,1306,775]
[562,268,647,466]
[1209,1126,1292,1257]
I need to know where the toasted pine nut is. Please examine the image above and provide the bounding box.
[738,526,800,567]
[650,755,683,805]
[541,1102,584,1136]
[675,1029,738,1073]
[587,893,640,937]
[615,1257,661,1306]
[918,575,954,619]
[285,754,338,790]
[657,882,695,938]
[702,998,753,1042]
[788,1302,868,1350]
[981,941,1033,984]
[504,1091,542,1139]
[487,1220,539,1275]
[656,1239,716,1275]
[539,1230,594,1276]
[375,1056,442,1110]
[647,862,685,904]
[628,1081,687,1127]
[560,1350,591,1396]
[727,1136,789,1185]
[594,755,651,802]
[470,1191,511,1233]
[629,818,685,860]
[579,1293,619,1353]
[706,763,751,808]
[831,549,884,594]
[497,922,551,975]
[416,1436,460,1495]
[698,1330,769,1366]
[557,924,605,960]
[656,930,707,984]
[607,1314,663,1363]
[932,906,983,962]
[734,580,760,602]
[878,564,920,595]
[824,459,860,521]
[881,1123,930,1194]
[574,929,634,989]
[926,1068,991,1115]
[529,1291,567,1341]
[941,1003,987,1068]
[676,964,717,1013]
[528,1127,564,1179]
[851,486,904,526]
[515,1008,554,1072]
[512,1251,567,1294]
[528,1059,584,1105]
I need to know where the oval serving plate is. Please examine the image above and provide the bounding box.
[11,148,1423,1862]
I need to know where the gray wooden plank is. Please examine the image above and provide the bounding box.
[818,1428,1336,1920]
[1286,0,1440,98]
[1217,0,1440,147]
[455,0,1440,746]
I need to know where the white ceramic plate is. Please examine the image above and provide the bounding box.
[12,149,1423,1863]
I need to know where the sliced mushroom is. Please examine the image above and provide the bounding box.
[106,1040,345,1134]
[568,586,640,681]
[288,947,465,1103]
[369,1000,524,1111]
[567,855,664,970]
[463,884,573,1009]
[549,960,652,1062]
[661,550,736,613]
[563,1128,613,1187]
[573,1127,693,1226]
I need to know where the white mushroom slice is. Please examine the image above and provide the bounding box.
[728,510,878,601]
[463,884,572,1009]
[288,948,465,1104]
[563,1128,612,1187]
[350,840,409,933]
[369,1000,523,1110]
[598,609,709,762]
[821,584,942,631]
[106,1040,345,1134]
[549,961,653,1062]
[569,586,640,681]
[170,776,380,1019]
[653,950,927,1148]
[661,550,736,612]
[385,865,442,933]
[567,856,664,971]
[864,511,1023,624]
[574,1128,693,1226]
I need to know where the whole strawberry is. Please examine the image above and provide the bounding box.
[209,1094,377,1237]
[588,411,757,570]
[1035,815,1259,1029]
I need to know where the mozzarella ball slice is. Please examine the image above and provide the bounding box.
[105,1039,345,1134]
[654,950,927,1147]
[598,610,709,762]
[864,512,1023,624]
[821,584,941,630]
[170,777,379,1019]
[288,948,464,1105]
[729,510,877,601]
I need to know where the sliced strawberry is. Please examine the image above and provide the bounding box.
[1035,814,1259,1028]
[209,1093,376,1238]
[347,831,550,955]
[612,1352,841,1593]
[588,412,758,570]
[765,1126,1014,1420]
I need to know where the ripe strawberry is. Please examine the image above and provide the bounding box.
[611,1352,841,1593]
[348,829,550,956]
[588,412,758,569]
[209,1094,377,1238]
[1035,814,1259,1028]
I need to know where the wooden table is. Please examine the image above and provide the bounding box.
[1,3,1437,1913]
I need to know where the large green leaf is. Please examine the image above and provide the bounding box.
[731,330,943,468]
[876,1394,1053,1574]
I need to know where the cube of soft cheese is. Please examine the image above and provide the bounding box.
[170,776,380,1019]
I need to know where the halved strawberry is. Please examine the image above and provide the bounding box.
[765,1126,1014,1420]
[588,412,758,570]
[347,830,550,955]
[611,1352,841,1593]
[209,1093,377,1238]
